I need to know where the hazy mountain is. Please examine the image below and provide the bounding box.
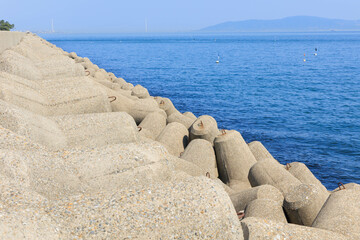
[201,16,360,32]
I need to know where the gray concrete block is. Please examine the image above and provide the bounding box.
[183,111,197,121]
[284,184,329,226]
[0,31,25,53]
[180,139,218,178]
[312,183,360,239]
[248,141,275,161]
[167,111,195,129]
[214,130,257,186]
[189,115,219,145]
[154,96,178,116]
[244,199,287,223]
[230,185,284,212]
[121,82,134,90]
[139,110,167,139]
[248,158,302,195]
[131,84,150,99]
[128,98,160,124]
[156,122,189,157]
[0,49,42,80]
[0,100,66,150]
[241,217,348,240]
[287,162,328,193]
[51,112,139,148]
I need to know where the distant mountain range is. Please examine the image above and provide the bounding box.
[200,16,360,32]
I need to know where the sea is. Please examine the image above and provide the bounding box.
[41,32,360,190]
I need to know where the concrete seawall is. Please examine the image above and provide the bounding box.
[0,32,358,239]
[0,31,26,53]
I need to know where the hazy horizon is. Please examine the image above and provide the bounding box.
[2,0,360,33]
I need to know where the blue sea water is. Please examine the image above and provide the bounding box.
[42,32,360,190]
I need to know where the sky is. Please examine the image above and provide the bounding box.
[1,0,360,33]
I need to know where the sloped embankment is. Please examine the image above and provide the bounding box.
[0,32,358,239]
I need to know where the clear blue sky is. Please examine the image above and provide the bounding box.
[2,0,360,33]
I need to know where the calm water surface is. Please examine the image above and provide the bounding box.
[42,32,360,189]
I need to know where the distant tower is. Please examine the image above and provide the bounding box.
[145,18,148,33]
[51,19,55,33]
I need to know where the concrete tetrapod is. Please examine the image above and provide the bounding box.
[156,122,189,157]
[180,139,219,178]
[248,158,302,195]
[241,217,348,240]
[0,31,25,53]
[230,185,284,212]
[0,72,48,115]
[12,35,65,62]
[0,49,42,80]
[94,69,109,82]
[244,199,287,223]
[284,184,329,226]
[213,178,236,195]
[113,77,127,87]
[51,112,139,148]
[189,115,220,145]
[287,162,328,193]
[11,41,85,80]
[312,183,360,239]
[99,85,134,113]
[167,111,195,129]
[46,176,244,239]
[121,82,134,91]
[35,77,112,116]
[214,130,257,190]
[0,73,112,117]
[0,100,66,150]
[154,96,178,116]
[128,98,160,124]
[139,110,167,139]
[183,111,197,121]
[248,141,276,162]
[131,84,150,99]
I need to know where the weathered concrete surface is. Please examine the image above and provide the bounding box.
[248,158,302,195]
[154,96,178,116]
[0,31,25,53]
[0,99,67,150]
[284,184,329,226]
[312,184,360,239]
[230,185,284,212]
[181,139,219,178]
[167,111,195,129]
[214,130,257,189]
[0,126,244,239]
[51,112,139,148]
[139,110,167,139]
[244,199,287,223]
[0,33,245,239]
[241,217,348,240]
[287,162,328,194]
[248,141,275,162]
[189,115,219,144]
[156,122,189,156]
